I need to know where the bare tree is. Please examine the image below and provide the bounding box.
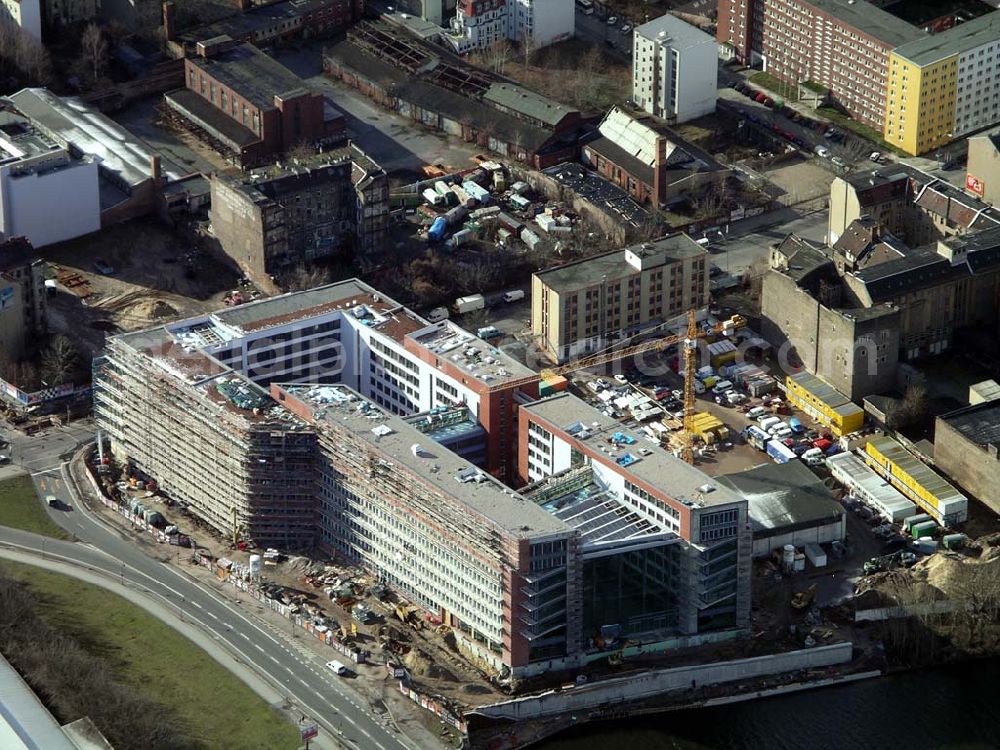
[481,39,512,76]
[282,263,331,292]
[80,23,109,83]
[40,335,81,386]
[888,383,929,430]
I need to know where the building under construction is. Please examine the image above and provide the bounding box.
[94,279,535,547]
[94,329,317,549]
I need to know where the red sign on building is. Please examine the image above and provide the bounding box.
[967,174,985,197]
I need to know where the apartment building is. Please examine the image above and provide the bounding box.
[717,0,924,129]
[446,0,573,53]
[209,144,388,289]
[632,13,717,124]
[531,233,709,362]
[0,237,46,360]
[519,393,752,638]
[166,40,344,167]
[885,13,1000,155]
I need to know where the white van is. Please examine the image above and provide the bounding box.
[713,380,734,395]
[801,447,825,466]
[693,379,705,394]
[758,415,781,432]
[427,307,449,323]
[326,660,349,676]
[746,406,769,420]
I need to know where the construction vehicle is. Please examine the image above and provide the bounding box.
[790,584,817,610]
[487,310,745,463]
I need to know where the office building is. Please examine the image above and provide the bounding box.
[519,393,752,638]
[531,233,709,362]
[934,401,1000,515]
[95,280,537,517]
[276,382,575,675]
[632,13,717,124]
[165,40,345,167]
[0,237,46,360]
[209,144,388,289]
[885,13,1000,156]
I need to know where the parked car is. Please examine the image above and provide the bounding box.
[831,156,846,168]
[754,92,768,103]
[870,151,883,162]
[620,24,632,33]
[814,145,831,158]
[606,15,618,25]
[614,373,629,383]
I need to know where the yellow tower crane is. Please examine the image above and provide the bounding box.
[488,311,746,463]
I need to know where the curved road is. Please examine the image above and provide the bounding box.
[12,462,416,750]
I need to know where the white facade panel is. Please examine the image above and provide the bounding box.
[0,158,100,247]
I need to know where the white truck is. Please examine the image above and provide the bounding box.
[502,289,525,303]
[453,294,485,314]
[427,307,450,322]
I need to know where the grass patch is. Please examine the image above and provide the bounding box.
[1,560,302,750]
[0,474,73,539]
[749,72,799,102]
[816,107,906,155]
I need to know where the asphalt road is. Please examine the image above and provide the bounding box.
[0,418,95,479]
[13,460,415,750]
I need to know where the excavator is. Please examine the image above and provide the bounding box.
[488,310,745,463]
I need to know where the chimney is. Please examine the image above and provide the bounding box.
[162,1,176,41]
[150,154,162,182]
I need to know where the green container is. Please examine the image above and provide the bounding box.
[912,520,937,539]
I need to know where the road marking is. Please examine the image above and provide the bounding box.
[188,600,203,610]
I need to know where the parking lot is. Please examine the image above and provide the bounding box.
[574,5,636,60]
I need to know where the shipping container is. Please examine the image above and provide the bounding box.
[903,513,933,532]
[911,520,937,539]
[803,543,827,568]
[942,533,966,550]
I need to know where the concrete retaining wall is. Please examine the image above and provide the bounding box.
[470,642,854,721]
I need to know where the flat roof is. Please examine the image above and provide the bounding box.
[177,0,334,45]
[280,384,570,538]
[8,87,184,185]
[825,451,915,511]
[635,12,717,50]
[940,400,1000,448]
[407,320,537,384]
[807,0,926,48]
[535,233,704,293]
[867,436,967,503]
[893,11,1000,66]
[541,162,651,230]
[189,43,310,110]
[717,461,844,534]
[522,393,745,508]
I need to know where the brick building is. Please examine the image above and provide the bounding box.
[581,106,727,208]
[165,40,345,167]
[717,0,924,129]
[209,144,388,289]
[935,400,1000,515]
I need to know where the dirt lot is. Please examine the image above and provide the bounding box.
[763,155,837,205]
[43,218,244,358]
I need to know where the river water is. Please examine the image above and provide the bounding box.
[535,658,1000,750]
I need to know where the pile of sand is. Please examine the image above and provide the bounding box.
[918,547,1000,597]
[129,298,178,321]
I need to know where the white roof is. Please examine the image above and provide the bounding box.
[635,12,716,51]
[8,88,183,187]
[597,106,692,168]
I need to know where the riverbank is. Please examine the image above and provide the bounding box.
[534,656,1000,750]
